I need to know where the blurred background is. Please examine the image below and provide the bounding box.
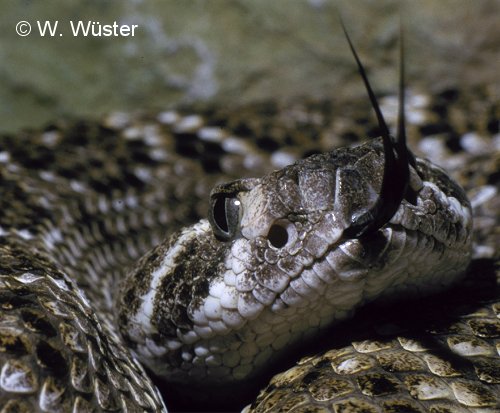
[1,0,498,133]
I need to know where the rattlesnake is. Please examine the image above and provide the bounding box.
[0,26,499,413]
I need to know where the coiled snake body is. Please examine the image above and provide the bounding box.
[0,31,499,413]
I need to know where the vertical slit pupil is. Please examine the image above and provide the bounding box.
[213,197,228,232]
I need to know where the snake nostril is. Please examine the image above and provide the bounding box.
[267,223,289,248]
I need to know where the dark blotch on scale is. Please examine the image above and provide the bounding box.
[36,341,68,378]
[21,309,57,337]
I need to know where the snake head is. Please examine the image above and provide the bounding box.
[118,135,471,386]
[117,136,431,385]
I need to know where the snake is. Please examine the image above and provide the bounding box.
[0,22,499,413]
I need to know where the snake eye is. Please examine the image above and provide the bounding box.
[209,195,241,241]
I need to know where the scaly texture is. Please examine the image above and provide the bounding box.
[0,85,498,412]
